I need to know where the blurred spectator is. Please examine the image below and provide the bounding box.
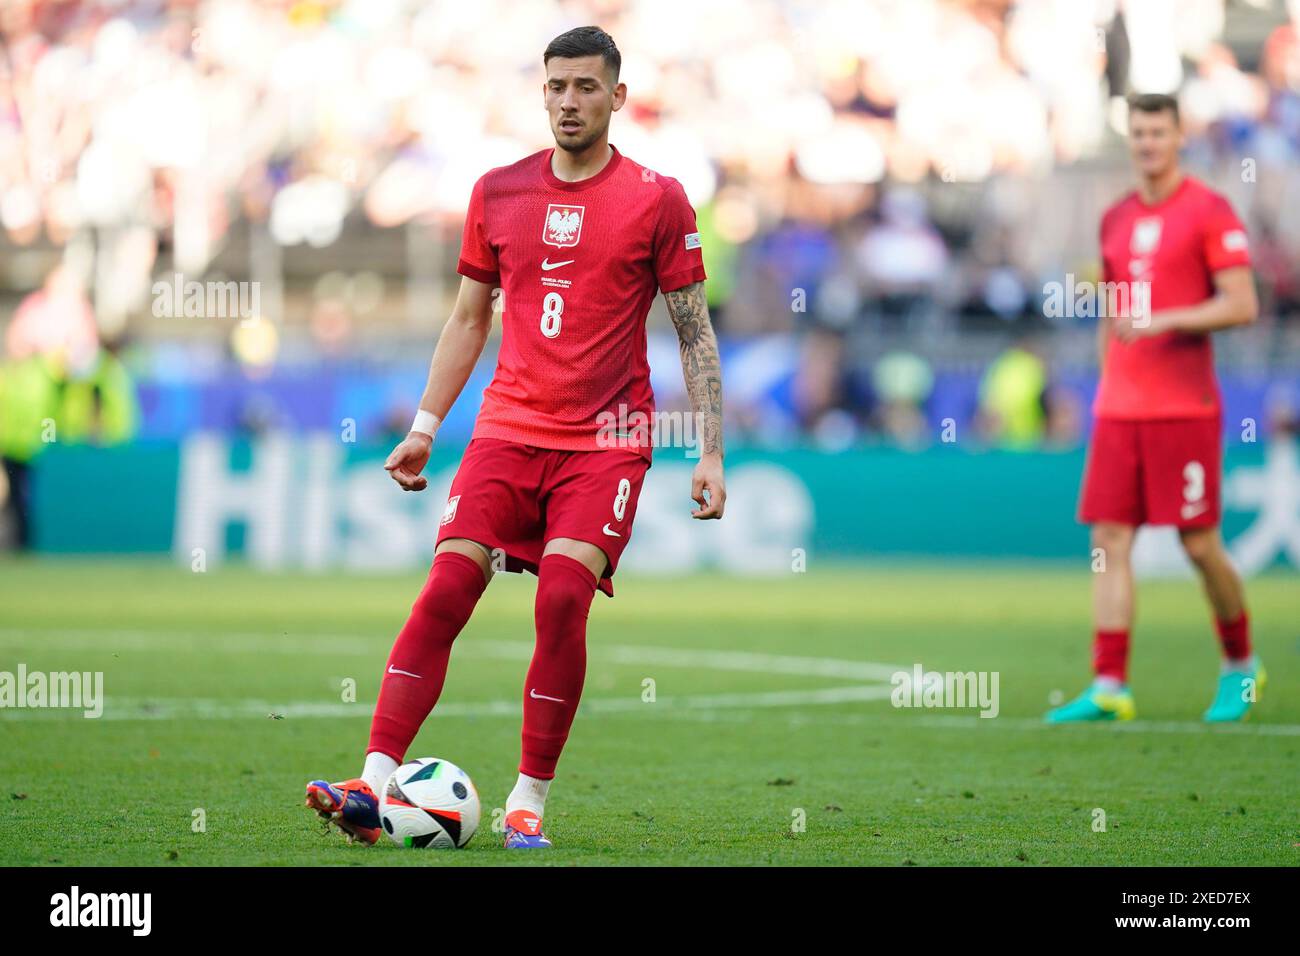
[977,340,1047,449]
[1043,384,1086,448]
[6,266,99,374]
[0,352,58,547]
[869,350,934,447]
[56,341,140,447]
[858,191,949,328]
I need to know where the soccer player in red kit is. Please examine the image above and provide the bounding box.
[1046,94,1263,724]
[304,27,725,847]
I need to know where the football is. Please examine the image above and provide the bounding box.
[379,757,481,849]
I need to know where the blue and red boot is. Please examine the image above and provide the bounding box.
[305,778,382,845]
[503,809,552,849]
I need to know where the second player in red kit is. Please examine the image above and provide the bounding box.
[1081,167,1250,528]
[1048,94,1263,725]
[304,26,727,849]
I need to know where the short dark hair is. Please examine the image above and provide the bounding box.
[544,26,620,82]
[1128,92,1180,125]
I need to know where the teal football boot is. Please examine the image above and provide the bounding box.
[1044,682,1137,723]
[1203,662,1266,723]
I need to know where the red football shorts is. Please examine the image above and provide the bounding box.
[1078,416,1222,528]
[435,438,650,597]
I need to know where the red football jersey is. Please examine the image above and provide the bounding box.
[1094,176,1251,420]
[456,145,707,456]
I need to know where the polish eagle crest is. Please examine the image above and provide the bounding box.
[542,204,585,248]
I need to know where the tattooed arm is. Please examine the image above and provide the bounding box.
[663,280,726,520]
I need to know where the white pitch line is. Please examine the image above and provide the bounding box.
[0,630,909,680]
[0,686,895,722]
[2,629,1294,736]
[801,711,1300,737]
[470,640,909,681]
[5,691,1298,737]
[589,644,906,681]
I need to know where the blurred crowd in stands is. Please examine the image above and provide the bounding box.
[2,0,1300,516]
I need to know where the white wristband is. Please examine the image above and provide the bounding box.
[411,409,441,438]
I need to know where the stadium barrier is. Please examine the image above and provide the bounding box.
[33,436,1300,576]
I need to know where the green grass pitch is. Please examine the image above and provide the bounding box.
[1,558,1296,866]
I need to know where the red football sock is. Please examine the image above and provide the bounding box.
[367,551,487,763]
[519,553,597,780]
[1091,628,1130,684]
[1215,611,1251,662]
